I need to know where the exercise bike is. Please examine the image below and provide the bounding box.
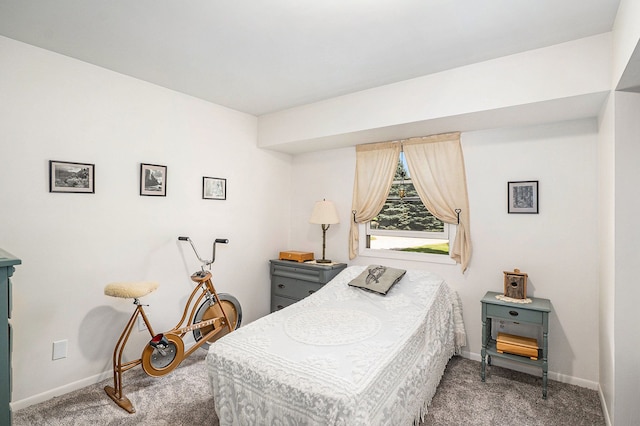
[103,236,241,413]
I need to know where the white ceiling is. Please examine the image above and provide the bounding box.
[0,0,622,116]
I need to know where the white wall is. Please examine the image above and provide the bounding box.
[597,93,616,424]
[612,91,640,425]
[0,36,292,406]
[290,119,600,387]
[612,0,640,87]
[259,33,611,153]
[600,3,640,423]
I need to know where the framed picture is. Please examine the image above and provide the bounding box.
[140,163,167,196]
[49,160,95,193]
[508,180,538,214]
[203,176,226,200]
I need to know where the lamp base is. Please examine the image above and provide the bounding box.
[316,259,332,264]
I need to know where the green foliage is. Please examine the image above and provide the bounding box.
[400,243,449,255]
[371,157,444,233]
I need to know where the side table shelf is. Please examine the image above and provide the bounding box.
[480,291,551,398]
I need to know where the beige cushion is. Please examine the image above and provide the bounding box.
[104,281,159,299]
[348,265,406,295]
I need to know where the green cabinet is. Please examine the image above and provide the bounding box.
[270,259,347,312]
[1,249,21,425]
[481,291,551,398]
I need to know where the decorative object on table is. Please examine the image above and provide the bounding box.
[49,160,95,193]
[496,332,538,360]
[202,176,226,200]
[503,268,528,299]
[507,180,538,213]
[309,199,340,263]
[140,163,167,196]
[279,251,314,263]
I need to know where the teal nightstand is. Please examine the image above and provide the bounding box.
[1,249,21,425]
[270,260,347,312]
[480,291,551,398]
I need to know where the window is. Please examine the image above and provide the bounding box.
[351,133,469,270]
[365,152,450,255]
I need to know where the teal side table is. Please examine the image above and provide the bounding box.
[480,291,551,398]
[270,260,347,312]
[1,249,21,425]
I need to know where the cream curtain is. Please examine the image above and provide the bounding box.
[349,141,401,259]
[403,132,472,272]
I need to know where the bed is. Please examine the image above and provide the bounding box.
[206,265,466,425]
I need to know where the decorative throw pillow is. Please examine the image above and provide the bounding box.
[348,265,407,295]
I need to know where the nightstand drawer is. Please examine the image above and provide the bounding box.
[272,264,323,283]
[271,295,297,312]
[272,276,323,299]
[269,259,347,313]
[486,304,543,324]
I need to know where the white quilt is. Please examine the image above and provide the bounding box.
[206,266,466,426]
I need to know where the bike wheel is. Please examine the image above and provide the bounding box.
[192,293,242,350]
[141,333,185,377]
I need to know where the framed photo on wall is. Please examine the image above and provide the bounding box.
[140,163,167,196]
[508,180,538,214]
[49,160,95,193]
[203,176,226,200]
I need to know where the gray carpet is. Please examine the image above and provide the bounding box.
[13,353,605,425]
[421,357,604,425]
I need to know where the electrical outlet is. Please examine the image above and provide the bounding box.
[138,316,147,331]
[52,340,67,360]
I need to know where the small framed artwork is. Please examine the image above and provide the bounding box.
[49,160,95,193]
[508,180,538,214]
[203,176,226,200]
[140,163,167,196]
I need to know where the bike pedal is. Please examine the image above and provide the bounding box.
[149,334,169,349]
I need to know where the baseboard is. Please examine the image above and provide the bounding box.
[598,384,612,426]
[460,350,599,391]
[11,369,113,411]
[12,341,201,411]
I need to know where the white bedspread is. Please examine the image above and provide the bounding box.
[206,266,466,426]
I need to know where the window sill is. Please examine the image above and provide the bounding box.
[359,248,456,265]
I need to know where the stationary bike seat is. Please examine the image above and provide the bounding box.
[104,281,159,299]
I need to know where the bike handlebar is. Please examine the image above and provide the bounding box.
[178,236,228,269]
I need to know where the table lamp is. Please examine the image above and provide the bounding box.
[309,199,340,263]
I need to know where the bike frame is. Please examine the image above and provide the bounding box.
[105,238,234,414]
[151,270,231,366]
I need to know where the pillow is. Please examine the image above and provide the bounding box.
[348,265,406,295]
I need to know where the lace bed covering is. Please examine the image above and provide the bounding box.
[284,308,382,345]
[206,266,466,426]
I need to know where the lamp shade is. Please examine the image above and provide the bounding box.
[309,200,340,225]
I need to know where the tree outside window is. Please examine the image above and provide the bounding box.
[366,152,449,254]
